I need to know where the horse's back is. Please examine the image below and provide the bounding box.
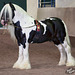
[41,17,66,45]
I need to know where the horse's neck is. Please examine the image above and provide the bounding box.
[13,7,35,28]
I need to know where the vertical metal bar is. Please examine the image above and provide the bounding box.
[40,0,42,7]
[54,0,55,7]
[51,0,53,7]
[44,0,45,7]
[38,0,40,8]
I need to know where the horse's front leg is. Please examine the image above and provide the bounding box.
[19,42,31,69]
[13,45,24,69]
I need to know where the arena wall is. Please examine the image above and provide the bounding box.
[27,0,38,19]
[27,0,75,36]
[56,0,75,7]
[27,0,75,19]
[37,8,75,37]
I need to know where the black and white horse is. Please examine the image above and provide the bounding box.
[0,3,75,69]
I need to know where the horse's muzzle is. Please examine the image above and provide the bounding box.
[1,20,8,26]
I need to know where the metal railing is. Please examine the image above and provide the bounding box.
[38,0,55,8]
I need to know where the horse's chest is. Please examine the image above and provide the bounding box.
[28,30,49,43]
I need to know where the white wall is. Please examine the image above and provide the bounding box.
[56,0,75,7]
[37,8,75,36]
[27,0,75,36]
[27,0,75,19]
[27,0,38,19]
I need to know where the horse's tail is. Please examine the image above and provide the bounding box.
[62,20,71,47]
[8,25,16,42]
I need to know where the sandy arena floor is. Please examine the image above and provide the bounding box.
[0,29,75,75]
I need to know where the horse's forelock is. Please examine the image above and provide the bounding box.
[0,4,13,23]
[9,3,16,11]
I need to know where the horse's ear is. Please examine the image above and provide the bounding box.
[9,2,16,11]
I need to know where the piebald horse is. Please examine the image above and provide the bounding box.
[0,3,75,69]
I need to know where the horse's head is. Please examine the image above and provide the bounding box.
[0,3,35,28]
[0,3,15,26]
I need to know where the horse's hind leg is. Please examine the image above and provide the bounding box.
[56,44,66,66]
[62,39,75,66]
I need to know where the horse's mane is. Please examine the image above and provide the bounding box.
[0,3,28,21]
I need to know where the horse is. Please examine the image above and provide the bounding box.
[0,3,75,69]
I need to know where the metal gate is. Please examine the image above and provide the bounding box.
[38,0,55,8]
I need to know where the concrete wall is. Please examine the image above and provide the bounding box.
[27,0,75,19]
[27,0,38,19]
[56,0,75,7]
[37,8,75,36]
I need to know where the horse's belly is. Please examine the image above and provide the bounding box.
[32,35,48,43]
[29,35,48,43]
